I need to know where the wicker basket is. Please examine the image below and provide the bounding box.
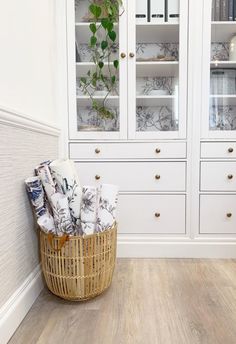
[40,224,117,301]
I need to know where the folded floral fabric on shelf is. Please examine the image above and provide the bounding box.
[37,213,56,234]
[36,163,56,201]
[97,184,119,232]
[50,160,82,224]
[51,193,74,236]
[25,177,47,218]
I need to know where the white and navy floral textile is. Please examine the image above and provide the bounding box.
[37,213,56,234]
[36,163,56,201]
[97,184,119,232]
[51,193,74,236]
[50,160,82,223]
[25,177,47,218]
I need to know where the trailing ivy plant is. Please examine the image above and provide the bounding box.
[80,0,123,120]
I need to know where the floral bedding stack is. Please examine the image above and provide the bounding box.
[25,159,119,236]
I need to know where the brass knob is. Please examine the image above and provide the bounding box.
[155,213,161,218]
[155,148,161,154]
[228,147,234,153]
[228,174,234,180]
[120,52,126,59]
[95,148,100,154]
[227,213,232,218]
[95,175,101,180]
[129,52,135,58]
[155,175,161,180]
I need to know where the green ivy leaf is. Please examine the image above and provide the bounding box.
[107,21,114,32]
[111,75,116,84]
[98,61,104,69]
[108,30,116,42]
[90,35,97,47]
[80,77,87,84]
[101,40,108,50]
[101,18,109,29]
[89,4,102,18]
[89,23,97,34]
[113,60,119,69]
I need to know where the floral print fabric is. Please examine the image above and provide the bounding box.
[51,193,74,236]
[97,184,119,232]
[25,177,47,218]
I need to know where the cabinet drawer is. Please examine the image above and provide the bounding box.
[75,162,186,192]
[118,195,186,234]
[200,162,236,191]
[200,195,236,234]
[70,142,186,160]
[201,142,236,159]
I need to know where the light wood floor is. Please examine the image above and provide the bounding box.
[9,259,236,344]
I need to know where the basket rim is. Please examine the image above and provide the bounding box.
[40,222,117,240]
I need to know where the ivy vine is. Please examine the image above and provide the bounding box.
[79,0,123,120]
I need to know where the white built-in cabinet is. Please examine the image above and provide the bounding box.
[65,0,236,257]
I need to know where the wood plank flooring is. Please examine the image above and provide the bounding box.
[9,259,236,344]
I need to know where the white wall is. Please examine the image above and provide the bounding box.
[0,0,57,124]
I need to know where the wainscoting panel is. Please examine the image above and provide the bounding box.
[0,120,58,309]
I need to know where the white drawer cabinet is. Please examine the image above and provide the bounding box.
[70,142,187,160]
[201,142,236,159]
[200,162,236,192]
[75,162,186,192]
[200,195,236,234]
[118,195,186,234]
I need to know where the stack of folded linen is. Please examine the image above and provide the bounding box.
[25,159,119,236]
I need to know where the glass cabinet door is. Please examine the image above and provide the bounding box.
[202,0,236,138]
[67,0,127,140]
[128,0,188,139]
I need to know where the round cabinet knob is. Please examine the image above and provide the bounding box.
[155,148,161,154]
[155,213,161,218]
[120,52,126,59]
[155,174,161,180]
[129,52,135,58]
[95,148,100,154]
[228,174,234,180]
[95,175,101,180]
[228,147,234,153]
[227,213,232,218]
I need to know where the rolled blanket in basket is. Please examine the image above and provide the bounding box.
[35,163,56,201]
[25,177,47,218]
[81,186,98,223]
[37,213,56,234]
[49,160,82,223]
[81,222,96,235]
[96,184,119,232]
[51,193,74,236]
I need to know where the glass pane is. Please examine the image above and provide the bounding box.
[74,0,120,133]
[209,1,236,132]
[135,0,180,133]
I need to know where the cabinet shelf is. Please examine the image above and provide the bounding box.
[75,23,118,43]
[136,23,179,43]
[136,61,179,77]
[76,95,119,106]
[76,62,116,76]
[210,95,236,105]
[136,95,177,106]
[211,22,236,42]
[210,61,236,68]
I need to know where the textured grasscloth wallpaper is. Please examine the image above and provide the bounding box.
[0,123,58,308]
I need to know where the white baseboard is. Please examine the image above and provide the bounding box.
[117,241,236,258]
[0,265,44,344]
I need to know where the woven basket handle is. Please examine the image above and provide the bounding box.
[47,234,69,252]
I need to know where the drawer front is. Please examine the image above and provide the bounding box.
[201,142,236,159]
[70,142,187,160]
[118,194,186,234]
[200,195,236,234]
[75,162,186,192]
[200,162,236,191]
